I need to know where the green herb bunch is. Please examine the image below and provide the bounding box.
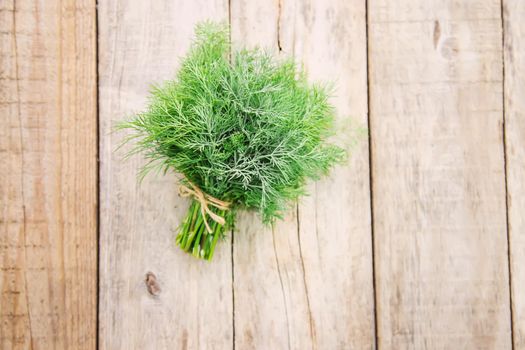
[120,22,346,260]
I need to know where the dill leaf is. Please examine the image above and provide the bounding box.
[119,22,348,259]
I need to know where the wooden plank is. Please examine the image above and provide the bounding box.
[97,1,232,349]
[230,3,298,348]
[503,0,525,348]
[0,0,97,349]
[368,0,511,348]
[231,0,375,348]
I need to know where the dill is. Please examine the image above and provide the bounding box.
[119,22,347,260]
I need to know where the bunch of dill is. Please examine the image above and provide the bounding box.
[119,22,346,260]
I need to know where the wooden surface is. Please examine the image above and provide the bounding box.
[97,1,232,349]
[231,0,375,348]
[0,0,97,349]
[3,0,525,348]
[504,0,525,348]
[368,0,511,348]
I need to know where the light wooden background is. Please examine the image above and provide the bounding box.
[2,0,524,349]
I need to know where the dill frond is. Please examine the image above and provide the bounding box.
[119,22,347,260]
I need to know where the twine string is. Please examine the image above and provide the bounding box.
[179,180,231,233]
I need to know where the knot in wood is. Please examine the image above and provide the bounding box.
[145,272,161,296]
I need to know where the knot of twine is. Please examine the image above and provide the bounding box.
[178,180,231,233]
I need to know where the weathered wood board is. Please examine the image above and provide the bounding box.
[0,0,97,349]
[503,0,525,348]
[231,0,375,348]
[4,0,525,347]
[368,0,511,348]
[97,1,232,349]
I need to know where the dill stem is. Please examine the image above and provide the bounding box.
[179,201,197,247]
[184,206,203,251]
[206,211,224,260]
[176,200,227,260]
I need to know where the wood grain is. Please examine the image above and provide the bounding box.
[2,0,517,347]
[231,0,375,348]
[97,1,232,349]
[368,0,511,348]
[503,0,525,348]
[0,0,97,349]
[294,0,376,348]
[230,3,304,348]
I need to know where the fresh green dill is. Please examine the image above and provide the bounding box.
[119,22,346,260]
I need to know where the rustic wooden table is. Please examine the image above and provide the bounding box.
[2,0,524,349]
